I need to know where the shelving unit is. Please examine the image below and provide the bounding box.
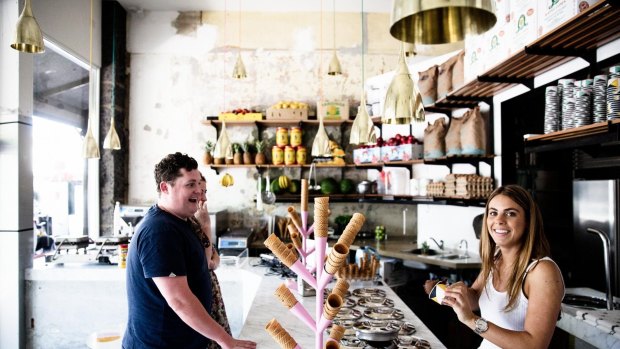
[433,0,620,108]
[524,119,620,153]
[201,118,382,127]
[269,193,486,206]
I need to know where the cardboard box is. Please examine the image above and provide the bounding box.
[381,144,423,162]
[538,0,575,36]
[266,108,308,120]
[353,147,381,164]
[464,35,485,82]
[509,0,538,53]
[483,0,512,69]
[317,100,349,120]
[218,112,262,121]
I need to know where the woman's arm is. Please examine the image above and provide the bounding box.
[445,261,564,349]
[211,246,221,270]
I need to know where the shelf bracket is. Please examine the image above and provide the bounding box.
[524,46,597,66]
[477,75,534,90]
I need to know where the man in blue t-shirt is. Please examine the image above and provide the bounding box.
[122,152,256,349]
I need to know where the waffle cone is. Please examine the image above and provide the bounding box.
[325,261,341,275]
[287,224,300,237]
[329,324,346,341]
[330,243,349,260]
[301,179,309,212]
[280,249,298,267]
[275,283,298,309]
[265,318,280,332]
[325,340,340,349]
[332,279,349,299]
[287,206,303,228]
[291,232,302,249]
[322,307,336,320]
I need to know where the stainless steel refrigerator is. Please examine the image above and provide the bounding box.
[573,180,620,297]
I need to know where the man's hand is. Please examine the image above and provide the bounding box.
[195,200,211,228]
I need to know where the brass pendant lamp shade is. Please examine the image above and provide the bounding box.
[390,0,496,45]
[103,117,121,150]
[83,117,100,159]
[311,117,331,157]
[232,53,247,79]
[349,93,376,145]
[327,51,342,76]
[10,0,45,53]
[214,122,231,159]
[382,45,425,125]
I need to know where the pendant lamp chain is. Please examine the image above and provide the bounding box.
[83,0,100,159]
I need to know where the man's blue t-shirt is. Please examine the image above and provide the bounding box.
[123,205,212,349]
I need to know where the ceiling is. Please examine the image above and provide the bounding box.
[115,0,392,13]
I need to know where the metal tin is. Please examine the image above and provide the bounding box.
[276,127,289,147]
[272,146,284,165]
[284,146,296,165]
[296,146,307,165]
[290,127,302,147]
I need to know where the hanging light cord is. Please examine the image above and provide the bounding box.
[332,0,336,51]
[361,0,364,85]
[238,0,241,52]
[224,0,228,111]
[319,0,323,100]
[111,4,116,123]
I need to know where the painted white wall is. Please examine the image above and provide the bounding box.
[417,204,484,256]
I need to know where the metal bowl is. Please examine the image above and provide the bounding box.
[354,320,400,342]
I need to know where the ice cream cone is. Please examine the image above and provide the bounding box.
[325,340,340,349]
[329,324,345,341]
[287,206,303,230]
[301,179,309,212]
[275,283,298,309]
[332,279,349,299]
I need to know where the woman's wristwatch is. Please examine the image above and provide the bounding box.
[474,317,489,335]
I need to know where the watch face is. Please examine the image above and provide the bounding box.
[475,318,488,333]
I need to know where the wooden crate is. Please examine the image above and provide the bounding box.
[266,108,308,120]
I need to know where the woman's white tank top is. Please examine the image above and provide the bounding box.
[477,257,559,349]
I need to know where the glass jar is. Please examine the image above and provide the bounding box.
[284,146,296,165]
[296,146,307,165]
[272,146,284,165]
[276,127,289,147]
[290,127,302,147]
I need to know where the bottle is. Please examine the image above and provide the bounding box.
[113,201,122,236]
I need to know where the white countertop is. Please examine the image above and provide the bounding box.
[239,260,446,348]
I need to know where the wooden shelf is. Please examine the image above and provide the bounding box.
[524,119,620,153]
[201,118,382,127]
[269,193,485,206]
[435,0,620,106]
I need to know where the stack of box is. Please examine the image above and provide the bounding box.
[426,181,445,197]
[454,175,494,199]
[538,0,600,37]
[483,0,513,70]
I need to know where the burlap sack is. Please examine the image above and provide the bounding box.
[460,106,486,156]
[452,50,465,89]
[418,65,438,105]
[445,114,465,157]
[423,118,448,159]
[437,54,459,99]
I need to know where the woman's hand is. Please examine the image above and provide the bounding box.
[211,247,221,270]
[442,281,476,324]
[194,200,211,228]
[423,279,440,295]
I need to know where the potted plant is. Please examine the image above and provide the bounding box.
[421,241,430,255]
[232,143,242,165]
[203,141,214,165]
[242,142,253,164]
[255,140,266,165]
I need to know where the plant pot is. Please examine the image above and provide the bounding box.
[233,153,242,165]
[243,153,253,165]
[225,157,234,165]
[255,153,266,165]
[214,157,225,165]
[203,152,213,165]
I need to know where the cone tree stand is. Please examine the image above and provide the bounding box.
[263,179,365,349]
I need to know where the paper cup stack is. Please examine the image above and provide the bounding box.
[323,294,343,321]
[274,283,298,309]
[265,319,298,349]
[264,233,298,267]
[314,197,330,238]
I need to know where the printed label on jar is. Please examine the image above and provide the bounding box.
[272,146,284,165]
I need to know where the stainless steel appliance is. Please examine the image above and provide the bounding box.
[573,180,620,298]
[217,227,254,257]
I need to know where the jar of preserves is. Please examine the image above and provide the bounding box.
[296,146,307,165]
[290,127,302,147]
[276,127,289,147]
[284,146,296,165]
[272,146,284,165]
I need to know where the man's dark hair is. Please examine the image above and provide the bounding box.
[154,152,198,192]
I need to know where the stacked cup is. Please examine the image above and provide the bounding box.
[323,294,344,321]
[593,74,608,123]
[574,79,593,127]
[559,78,576,129]
[544,86,560,134]
[608,66,620,120]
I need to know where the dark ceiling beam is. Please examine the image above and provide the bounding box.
[36,77,89,98]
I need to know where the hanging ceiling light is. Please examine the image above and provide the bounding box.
[213,122,231,159]
[83,0,100,159]
[327,0,342,76]
[403,42,417,57]
[349,0,377,145]
[10,0,45,53]
[382,43,425,125]
[104,5,121,150]
[389,0,496,45]
[232,0,247,79]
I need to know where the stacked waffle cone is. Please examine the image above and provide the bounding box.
[288,225,303,249]
[287,206,303,230]
[325,341,340,349]
[323,293,343,320]
[325,243,349,275]
[337,213,365,246]
[336,254,380,281]
[329,324,346,341]
[264,233,298,267]
[314,197,330,238]
[265,319,298,349]
[274,283,298,309]
[301,179,309,212]
[331,279,349,299]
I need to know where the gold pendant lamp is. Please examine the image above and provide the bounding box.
[404,42,417,57]
[311,116,331,157]
[327,0,342,76]
[213,122,231,159]
[10,0,45,53]
[232,0,247,79]
[382,43,425,125]
[83,0,100,159]
[104,5,121,150]
[349,0,377,145]
[389,0,497,45]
